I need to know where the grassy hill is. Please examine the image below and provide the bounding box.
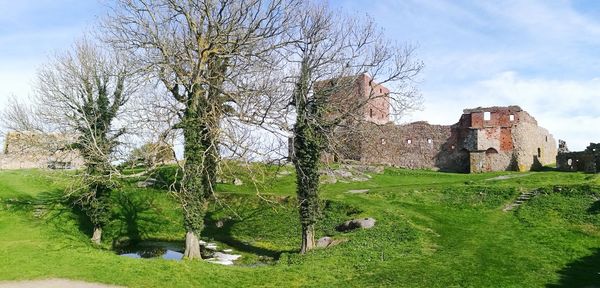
[0,167,599,287]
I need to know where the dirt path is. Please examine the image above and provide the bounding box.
[0,279,123,288]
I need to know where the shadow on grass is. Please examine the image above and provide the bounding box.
[587,199,600,215]
[110,192,172,245]
[2,188,171,246]
[2,188,95,240]
[202,210,295,259]
[547,248,600,288]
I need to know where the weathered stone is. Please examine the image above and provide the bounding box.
[307,100,557,173]
[233,178,243,186]
[347,189,369,194]
[136,178,157,188]
[321,176,337,184]
[557,142,599,173]
[0,131,84,170]
[334,169,353,178]
[336,217,376,232]
[350,176,369,182]
[316,236,333,248]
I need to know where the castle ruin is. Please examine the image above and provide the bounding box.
[0,131,84,170]
[324,74,557,173]
[556,141,599,173]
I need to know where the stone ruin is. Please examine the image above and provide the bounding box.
[556,142,599,173]
[308,74,558,173]
[0,131,84,170]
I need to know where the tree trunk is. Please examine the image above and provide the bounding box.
[184,231,202,260]
[300,224,315,254]
[91,226,102,245]
[180,104,211,261]
[293,120,322,255]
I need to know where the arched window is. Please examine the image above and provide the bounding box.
[486,148,498,155]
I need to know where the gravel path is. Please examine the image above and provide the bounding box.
[0,279,123,288]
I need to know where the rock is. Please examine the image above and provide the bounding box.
[112,236,132,247]
[351,176,369,182]
[316,237,333,248]
[277,170,291,176]
[334,169,353,178]
[321,176,337,184]
[329,239,347,247]
[215,220,224,228]
[319,169,335,176]
[233,178,243,186]
[136,178,157,188]
[347,189,369,194]
[336,217,376,232]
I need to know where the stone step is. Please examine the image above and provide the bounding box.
[503,190,538,212]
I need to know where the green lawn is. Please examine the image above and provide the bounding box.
[0,167,599,287]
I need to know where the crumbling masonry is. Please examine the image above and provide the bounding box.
[0,131,83,170]
[556,141,600,173]
[322,75,557,173]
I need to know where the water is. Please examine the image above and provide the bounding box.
[116,241,184,260]
[115,241,244,265]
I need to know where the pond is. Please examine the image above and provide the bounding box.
[115,240,244,265]
[115,241,184,260]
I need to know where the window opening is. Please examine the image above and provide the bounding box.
[484,112,491,121]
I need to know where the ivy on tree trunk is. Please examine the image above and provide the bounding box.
[292,62,327,254]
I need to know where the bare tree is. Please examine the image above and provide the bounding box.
[285,3,423,253]
[1,96,45,133]
[104,0,297,259]
[32,39,135,244]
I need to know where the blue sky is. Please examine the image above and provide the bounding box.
[1,0,599,150]
[328,0,600,151]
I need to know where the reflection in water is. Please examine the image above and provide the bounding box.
[116,241,184,260]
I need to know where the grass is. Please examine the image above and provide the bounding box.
[0,167,599,287]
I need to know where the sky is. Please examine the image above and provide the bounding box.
[0,0,599,150]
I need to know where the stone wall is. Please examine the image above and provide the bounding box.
[460,106,556,172]
[358,121,453,169]
[0,131,84,170]
[309,75,559,174]
[319,73,391,125]
[326,105,557,173]
[556,142,599,173]
[512,122,557,171]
